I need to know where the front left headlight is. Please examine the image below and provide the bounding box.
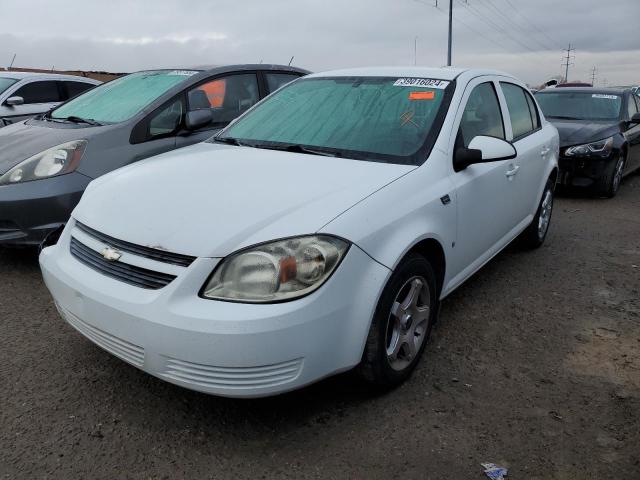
[0,140,87,185]
[201,235,350,303]
[564,136,613,157]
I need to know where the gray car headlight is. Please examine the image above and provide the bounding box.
[0,140,87,185]
[564,136,613,157]
[201,235,350,303]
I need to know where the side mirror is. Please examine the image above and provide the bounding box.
[185,109,213,131]
[631,112,640,124]
[454,136,517,172]
[5,96,24,106]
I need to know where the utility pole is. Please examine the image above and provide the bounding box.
[447,0,453,66]
[590,66,597,86]
[561,43,575,83]
[414,37,418,65]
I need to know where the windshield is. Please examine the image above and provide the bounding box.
[0,77,18,95]
[215,76,453,164]
[535,91,622,121]
[51,70,198,124]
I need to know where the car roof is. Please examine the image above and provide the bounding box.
[0,71,101,83]
[536,87,627,95]
[134,64,310,77]
[305,66,515,81]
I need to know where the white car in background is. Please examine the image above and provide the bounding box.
[40,67,559,398]
[0,72,100,126]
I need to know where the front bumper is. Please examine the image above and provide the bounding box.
[39,223,390,398]
[557,154,614,188]
[0,172,91,246]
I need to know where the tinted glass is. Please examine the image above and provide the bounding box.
[501,83,534,138]
[265,73,300,93]
[218,76,451,164]
[0,77,18,96]
[14,81,61,104]
[64,81,94,99]
[148,98,184,137]
[458,82,504,147]
[627,95,638,119]
[534,91,622,121]
[52,70,197,123]
[188,74,259,126]
[525,92,540,129]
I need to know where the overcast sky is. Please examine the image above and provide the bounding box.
[1,0,638,86]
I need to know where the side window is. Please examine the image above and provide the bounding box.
[501,82,535,139]
[627,95,638,119]
[264,73,300,93]
[525,92,541,130]
[13,81,61,104]
[148,98,184,138]
[187,74,259,126]
[64,81,94,100]
[458,82,505,147]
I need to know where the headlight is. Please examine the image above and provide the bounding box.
[564,137,613,157]
[0,140,87,185]
[201,235,350,303]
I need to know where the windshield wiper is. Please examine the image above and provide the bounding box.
[57,115,103,126]
[212,136,247,146]
[547,115,582,120]
[253,143,341,157]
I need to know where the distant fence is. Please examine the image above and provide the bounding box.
[4,67,124,82]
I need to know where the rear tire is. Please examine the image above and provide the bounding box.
[358,253,438,389]
[518,179,554,249]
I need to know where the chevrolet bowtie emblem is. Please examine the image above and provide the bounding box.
[101,246,122,262]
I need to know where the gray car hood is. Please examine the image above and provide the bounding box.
[0,120,95,175]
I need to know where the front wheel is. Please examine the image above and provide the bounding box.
[597,154,625,198]
[518,179,554,249]
[358,254,438,389]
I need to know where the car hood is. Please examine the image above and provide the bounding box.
[0,119,95,174]
[74,143,415,258]
[548,119,620,148]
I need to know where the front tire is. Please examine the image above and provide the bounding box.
[597,153,625,198]
[518,179,554,249]
[358,254,438,388]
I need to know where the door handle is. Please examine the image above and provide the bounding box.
[505,165,520,177]
[540,146,550,157]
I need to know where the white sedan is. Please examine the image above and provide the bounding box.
[40,67,559,397]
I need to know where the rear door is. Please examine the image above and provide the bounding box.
[498,81,552,222]
[449,77,523,279]
[2,80,63,123]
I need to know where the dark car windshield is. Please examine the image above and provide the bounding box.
[51,70,198,124]
[214,76,453,165]
[535,91,622,121]
[0,77,18,95]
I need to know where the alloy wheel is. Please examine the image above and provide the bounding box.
[537,188,553,239]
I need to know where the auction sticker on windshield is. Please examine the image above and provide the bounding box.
[167,70,199,76]
[394,78,449,89]
[592,94,618,99]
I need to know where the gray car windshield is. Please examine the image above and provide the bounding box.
[215,76,452,165]
[535,91,622,121]
[0,77,18,95]
[51,70,198,124]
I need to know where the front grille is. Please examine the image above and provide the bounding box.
[70,237,176,289]
[75,221,196,267]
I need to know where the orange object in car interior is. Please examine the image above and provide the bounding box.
[409,91,435,100]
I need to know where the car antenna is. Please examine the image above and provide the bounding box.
[288,56,294,66]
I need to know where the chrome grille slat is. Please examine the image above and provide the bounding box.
[70,238,176,289]
[75,221,196,267]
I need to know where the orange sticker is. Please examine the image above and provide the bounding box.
[409,91,435,100]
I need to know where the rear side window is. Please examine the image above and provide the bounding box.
[188,73,259,127]
[265,73,301,93]
[501,82,536,139]
[525,93,541,130]
[13,81,61,104]
[64,81,94,100]
[458,82,505,147]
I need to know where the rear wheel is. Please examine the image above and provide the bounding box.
[518,179,554,249]
[358,254,438,388]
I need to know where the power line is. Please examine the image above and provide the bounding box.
[500,0,563,49]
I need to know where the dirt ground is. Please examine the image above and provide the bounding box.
[1,178,639,479]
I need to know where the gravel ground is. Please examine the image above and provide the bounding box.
[1,178,639,479]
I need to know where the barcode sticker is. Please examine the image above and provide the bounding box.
[394,78,449,89]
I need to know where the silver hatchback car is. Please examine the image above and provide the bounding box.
[0,72,101,126]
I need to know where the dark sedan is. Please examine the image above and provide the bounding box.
[0,64,308,247]
[535,87,640,197]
